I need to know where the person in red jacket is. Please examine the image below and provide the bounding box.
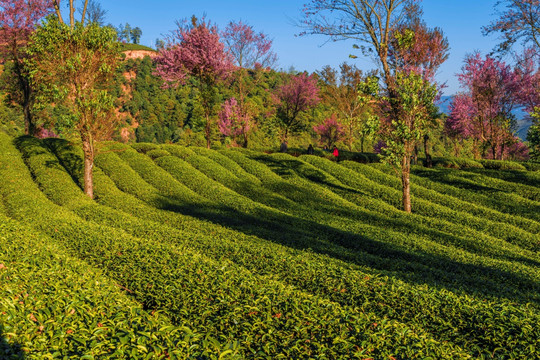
[332,145,339,161]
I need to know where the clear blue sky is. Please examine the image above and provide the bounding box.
[98,0,502,95]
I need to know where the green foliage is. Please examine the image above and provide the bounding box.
[479,159,527,171]
[433,156,484,169]
[120,43,155,52]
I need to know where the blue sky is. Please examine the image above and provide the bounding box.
[98,0,502,95]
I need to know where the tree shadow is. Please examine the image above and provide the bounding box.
[158,198,540,307]
[411,167,540,220]
[0,324,25,359]
[246,154,540,267]
[469,168,540,189]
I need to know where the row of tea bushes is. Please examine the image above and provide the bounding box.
[218,150,540,266]
[440,168,540,203]
[0,140,205,359]
[2,135,472,359]
[410,167,540,220]
[301,156,540,253]
[99,143,540,358]
[397,165,540,223]
[11,136,540,358]
[341,161,540,247]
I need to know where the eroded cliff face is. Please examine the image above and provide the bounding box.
[122,50,157,60]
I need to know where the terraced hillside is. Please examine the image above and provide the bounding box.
[1,132,539,359]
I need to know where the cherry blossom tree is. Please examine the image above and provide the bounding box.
[155,16,233,148]
[447,53,521,160]
[222,20,278,69]
[0,0,53,134]
[302,1,449,213]
[218,97,251,147]
[273,73,320,140]
[313,114,346,148]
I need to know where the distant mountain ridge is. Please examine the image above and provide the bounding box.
[437,95,531,141]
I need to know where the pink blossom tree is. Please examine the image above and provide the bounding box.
[447,53,521,160]
[273,72,320,141]
[218,97,251,147]
[154,16,233,148]
[313,114,346,149]
[222,20,278,69]
[0,0,53,134]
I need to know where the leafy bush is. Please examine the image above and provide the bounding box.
[130,142,159,154]
[433,156,484,169]
[480,159,527,171]
[146,148,171,159]
[523,161,540,172]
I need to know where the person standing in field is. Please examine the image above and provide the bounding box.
[307,144,314,155]
[332,145,339,161]
[280,140,288,153]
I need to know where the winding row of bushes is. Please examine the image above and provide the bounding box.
[342,161,540,244]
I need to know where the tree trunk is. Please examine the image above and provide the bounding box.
[423,134,432,168]
[242,131,249,148]
[81,134,94,199]
[15,61,35,135]
[23,101,35,136]
[205,115,211,149]
[401,155,411,213]
[360,135,365,153]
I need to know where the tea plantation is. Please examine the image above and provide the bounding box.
[1,132,539,359]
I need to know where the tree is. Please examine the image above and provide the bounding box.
[222,20,278,69]
[155,16,233,148]
[116,23,131,42]
[483,0,540,55]
[302,0,447,213]
[374,71,437,212]
[301,0,418,87]
[131,27,142,44]
[26,17,120,198]
[273,72,320,140]
[447,53,521,160]
[313,113,346,148]
[318,63,377,151]
[0,0,53,135]
[218,97,251,146]
[79,0,106,25]
[53,0,89,29]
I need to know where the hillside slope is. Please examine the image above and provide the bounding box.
[1,133,539,359]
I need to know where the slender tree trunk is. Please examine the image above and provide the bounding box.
[360,135,365,153]
[205,114,211,149]
[401,155,411,213]
[243,131,248,148]
[53,0,64,24]
[81,0,89,24]
[69,0,75,28]
[14,60,35,135]
[21,79,35,136]
[81,133,94,199]
[423,134,432,168]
